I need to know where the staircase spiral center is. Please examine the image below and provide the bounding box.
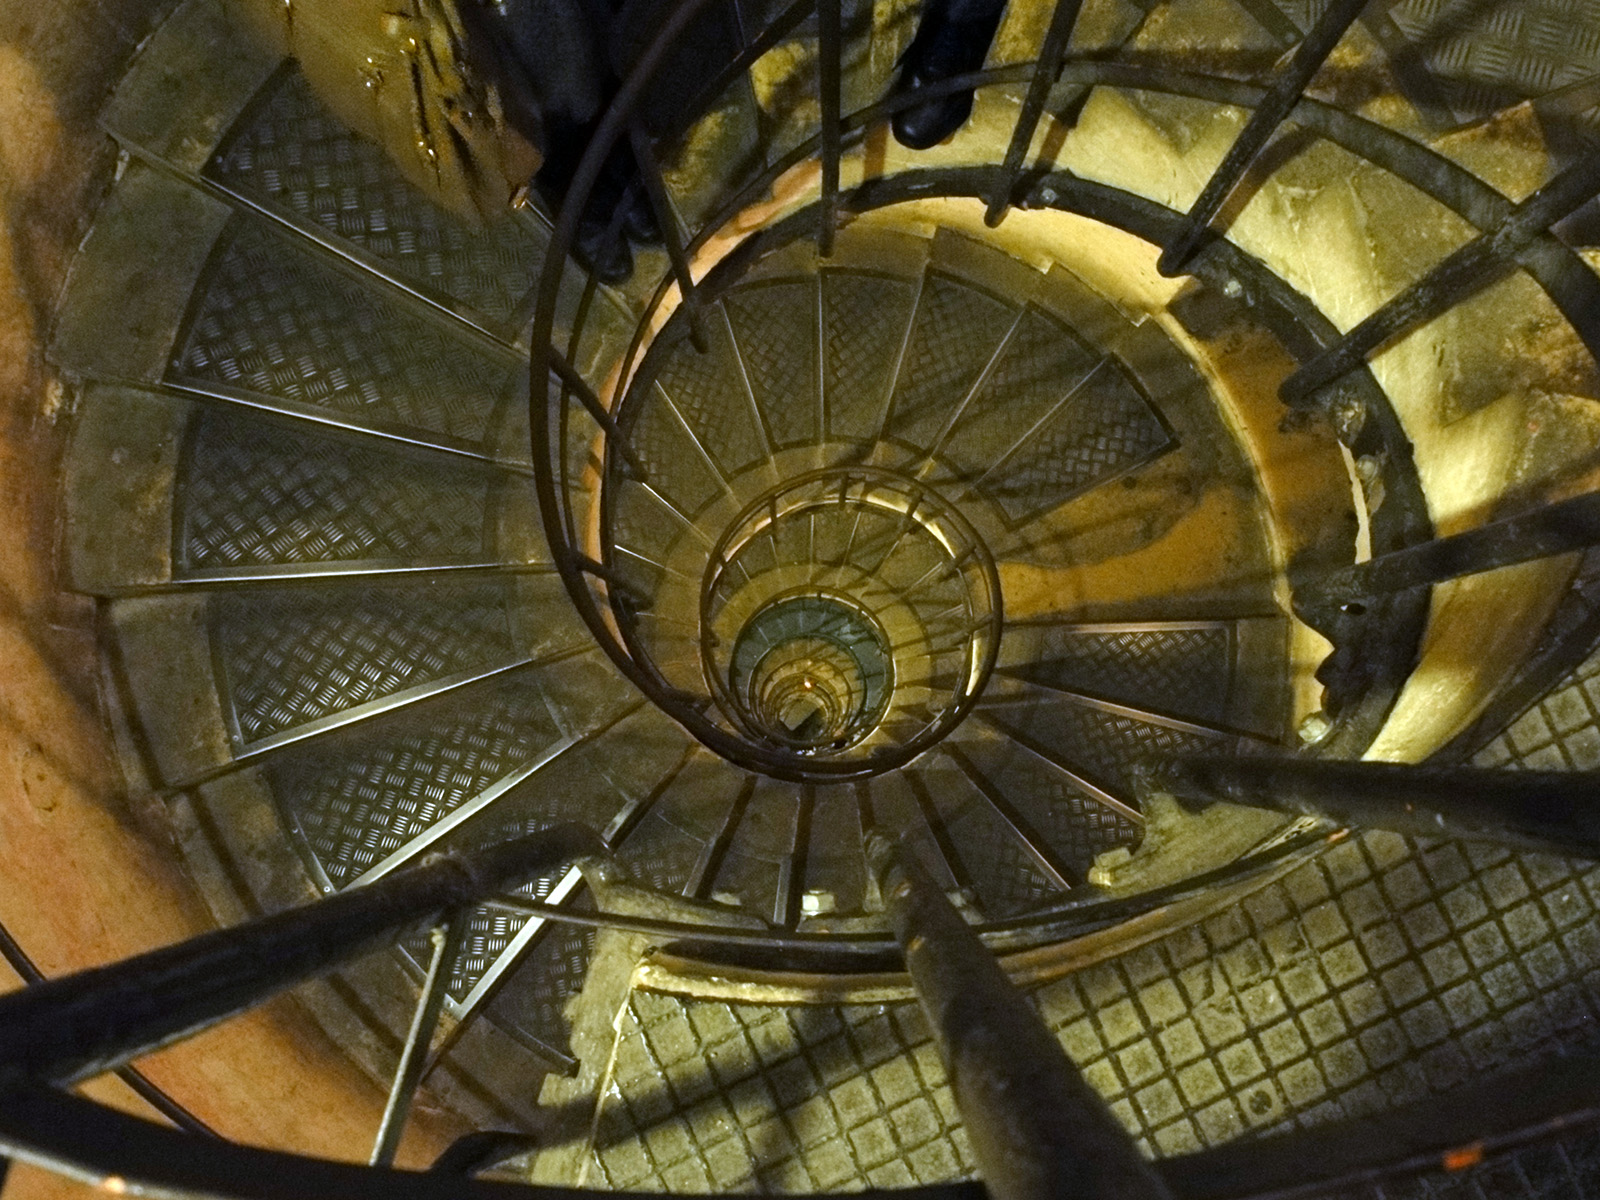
[731,594,893,749]
[700,468,1001,773]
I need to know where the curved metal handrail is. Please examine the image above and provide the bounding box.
[527,36,1513,778]
[0,921,216,1140]
[3,948,1598,1200]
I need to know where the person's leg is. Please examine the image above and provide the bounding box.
[537,114,639,284]
[891,0,1009,149]
[461,0,641,281]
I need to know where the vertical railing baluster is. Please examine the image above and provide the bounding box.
[370,914,467,1167]
[867,832,1173,1200]
[629,120,710,352]
[1281,150,1600,405]
[818,0,844,255]
[1298,490,1600,616]
[1157,0,1369,276]
[548,349,650,481]
[984,0,1086,227]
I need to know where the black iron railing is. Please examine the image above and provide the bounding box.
[15,0,1600,1193]
[524,0,1600,787]
[3,822,1599,1200]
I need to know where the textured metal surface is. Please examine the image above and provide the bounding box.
[610,477,705,568]
[269,679,563,890]
[979,363,1174,525]
[884,273,1018,453]
[1389,0,1600,124]
[614,757,751,896]
[488,912,597,1054]
[821,271,919,444]
[723,282,821,450]
[178,410,491,572]
[209,68,546,325]
[1003,626,1234,728]
[173,219,512,445]
[213,583,516,746]
[939,743,1143,880]
[501,925,598,1054]
[91,7,1600,1180]
[980,695,1224,801]
[915,761,1060,917]
[581,831,1600,1189]
[935,307,1100,479]
[617,809,712,896]
[401,906,552,1004]
[619,399,727,525]
[648,317,769,481]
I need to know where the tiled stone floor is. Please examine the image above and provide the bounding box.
[575,830,1600,1192]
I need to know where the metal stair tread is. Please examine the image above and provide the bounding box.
[207,64,549,334]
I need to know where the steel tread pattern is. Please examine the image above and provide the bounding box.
[173,219,510,444]
[618,399,727,524]
[821,271,919,443]
[884,272,1018,454]
[489,912,597,1054]
[944,742,1143,876]
[934,306,1100,480]
[214,582,516,745]
[979,362,1174,524]
[1003,625,1234,727]
[647,316,769,481]
[918,762,1060,916]
[615,810,710,896]
[209,68,546,323]
[1389,0,1600,124]
[447,745,635,864]
[269,679,563,889]
[980,695,1223,800]
[400,904,559,1003]
[723,282,821,450]
[178,411,491,570]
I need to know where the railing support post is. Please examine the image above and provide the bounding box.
[370,913,469,1167]
[1138,756,1600,859]
[1157,0,1369,276]
[1297,490,1600,620]
[984,0,1086,227]
[0,826,603,1087]
[818,0,843,256]
[1280,151,1600,404]
[866,832,1173,1200]
[629,121,711,352]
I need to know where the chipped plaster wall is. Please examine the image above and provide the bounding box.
[0,3,464,1189]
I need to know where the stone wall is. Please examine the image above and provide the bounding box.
[0,3,466,1189]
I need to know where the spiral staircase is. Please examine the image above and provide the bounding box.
[15,0,1600,1193]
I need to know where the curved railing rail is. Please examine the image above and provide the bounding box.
[526,0,1600,780]
[528,5,1444,781]
[1,820,1598,1200]
[15,0,1600,1195]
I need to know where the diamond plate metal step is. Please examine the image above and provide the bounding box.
[62,0,1600,1188]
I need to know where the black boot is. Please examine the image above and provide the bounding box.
[573,210,635,284]
[891,0,1010,149]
